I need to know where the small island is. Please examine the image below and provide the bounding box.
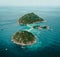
[12,31,36,46]
[19,12,45,25]
[33,25,50,30]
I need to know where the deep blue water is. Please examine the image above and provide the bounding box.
[0,7,60,57]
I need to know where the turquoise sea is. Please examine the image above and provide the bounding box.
[0,7,60,57]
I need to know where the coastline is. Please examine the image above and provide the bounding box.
[18,20,47,25]
[11,38,36,46]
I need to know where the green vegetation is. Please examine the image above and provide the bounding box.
[42,26,48,29]
[12,31,36,45]
[19,12,44,24]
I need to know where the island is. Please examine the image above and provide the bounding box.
[33,25,50,30]
[12,31,36,46]
[12,12,50,47]
[19,12,46,25]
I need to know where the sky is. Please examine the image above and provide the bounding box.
[0,0,60,7]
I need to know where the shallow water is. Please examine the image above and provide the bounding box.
[0,7,60,57]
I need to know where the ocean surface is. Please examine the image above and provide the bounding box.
[0,7,60,57]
